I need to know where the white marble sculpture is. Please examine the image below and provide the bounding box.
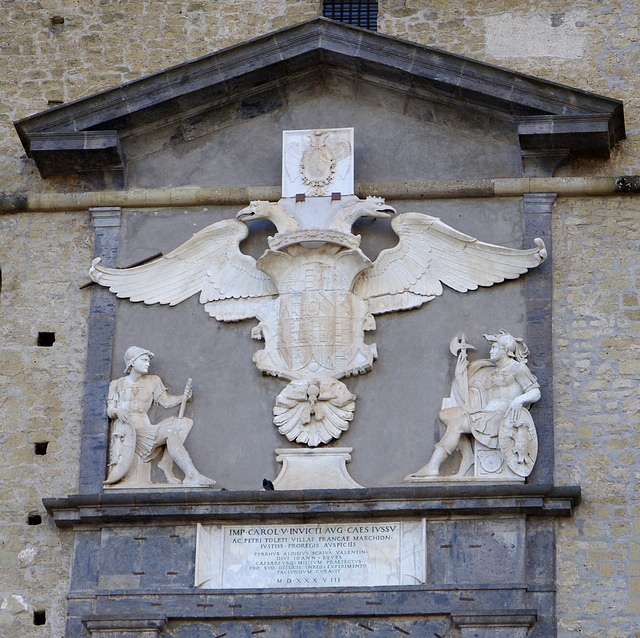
[90,128,547,450]
[104,346,215,488]
[406,330,540,482]
[282,128,353,197]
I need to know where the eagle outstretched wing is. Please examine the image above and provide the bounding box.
[90,219,277,321]
[354,213,547,315]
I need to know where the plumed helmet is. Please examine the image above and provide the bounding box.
[123,346,154,373]
[484,330,529,363]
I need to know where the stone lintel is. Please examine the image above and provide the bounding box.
[71,590,536,624]
[452,609,537,638]
[43,484,580,528]
[82,615,166,637]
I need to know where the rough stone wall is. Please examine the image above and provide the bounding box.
[0,212,91,637]
[552,196,640,637]
[0,3,319,636]
[379,0,639,175]
[1,1,640,636]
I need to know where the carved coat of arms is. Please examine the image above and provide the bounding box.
[90,129,546,448]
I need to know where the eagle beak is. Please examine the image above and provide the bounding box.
[375,205,396,218]
[236,206,254,222]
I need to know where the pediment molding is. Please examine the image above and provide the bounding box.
[15,18,625,186]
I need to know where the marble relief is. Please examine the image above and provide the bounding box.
[91,128,546,485]
[406,331,540,482]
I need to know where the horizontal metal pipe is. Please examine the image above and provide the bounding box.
[1,176,639,213]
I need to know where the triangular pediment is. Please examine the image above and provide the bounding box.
[16,18,624,187]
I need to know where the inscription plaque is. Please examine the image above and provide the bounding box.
[195,521,426,589]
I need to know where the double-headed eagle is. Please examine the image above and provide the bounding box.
[91,196,546,446]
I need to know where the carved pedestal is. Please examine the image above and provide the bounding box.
[273,447,363,489]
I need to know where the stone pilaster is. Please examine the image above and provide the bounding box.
[523,193,556,485]
[78,207,122,493]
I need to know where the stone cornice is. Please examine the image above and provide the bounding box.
[43,484,580,528]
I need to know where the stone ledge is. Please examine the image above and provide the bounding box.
[69,587,536,619]
[452,610,537,638]
[27,131,124,184]
[518,114,615,157]
[44,484,580,528]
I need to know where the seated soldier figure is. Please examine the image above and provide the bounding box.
[104,346,214,488]
[413,330,540,478]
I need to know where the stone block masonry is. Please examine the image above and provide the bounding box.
[0,212,92,637]
[553,196,640,637]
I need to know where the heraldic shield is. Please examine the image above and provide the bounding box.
[253,245,377,446]
[498,409,538,477]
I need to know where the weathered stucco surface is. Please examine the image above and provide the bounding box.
[1,1,640,636]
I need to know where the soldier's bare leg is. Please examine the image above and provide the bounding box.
[413,407,471,476]
[156,419,215,487]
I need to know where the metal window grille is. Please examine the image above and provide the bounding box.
[323,1,378,31]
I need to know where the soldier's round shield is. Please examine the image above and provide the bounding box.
[498,409,538,477]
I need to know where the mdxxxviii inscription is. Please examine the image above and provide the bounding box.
[195,521,425,589]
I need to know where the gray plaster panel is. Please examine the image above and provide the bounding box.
[426,517,526,585]
[124,93,521,188]
[98,526,196,590]
[108,196,539,490]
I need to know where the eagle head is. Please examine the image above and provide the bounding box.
[236,201,298,233]
[329,196,396,233]
[361,196,396,219]
[236,200,272,222]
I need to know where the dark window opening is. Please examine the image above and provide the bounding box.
[34,441,49,455]
[37,332,55,347]
[28,513,42,526]
[323,1,378,30]
[33,610,46,625]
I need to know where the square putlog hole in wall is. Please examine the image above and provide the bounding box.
[27,513,42,525]
[33,610,46,625]
[37,332,55,347]
[34,442,49,455]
